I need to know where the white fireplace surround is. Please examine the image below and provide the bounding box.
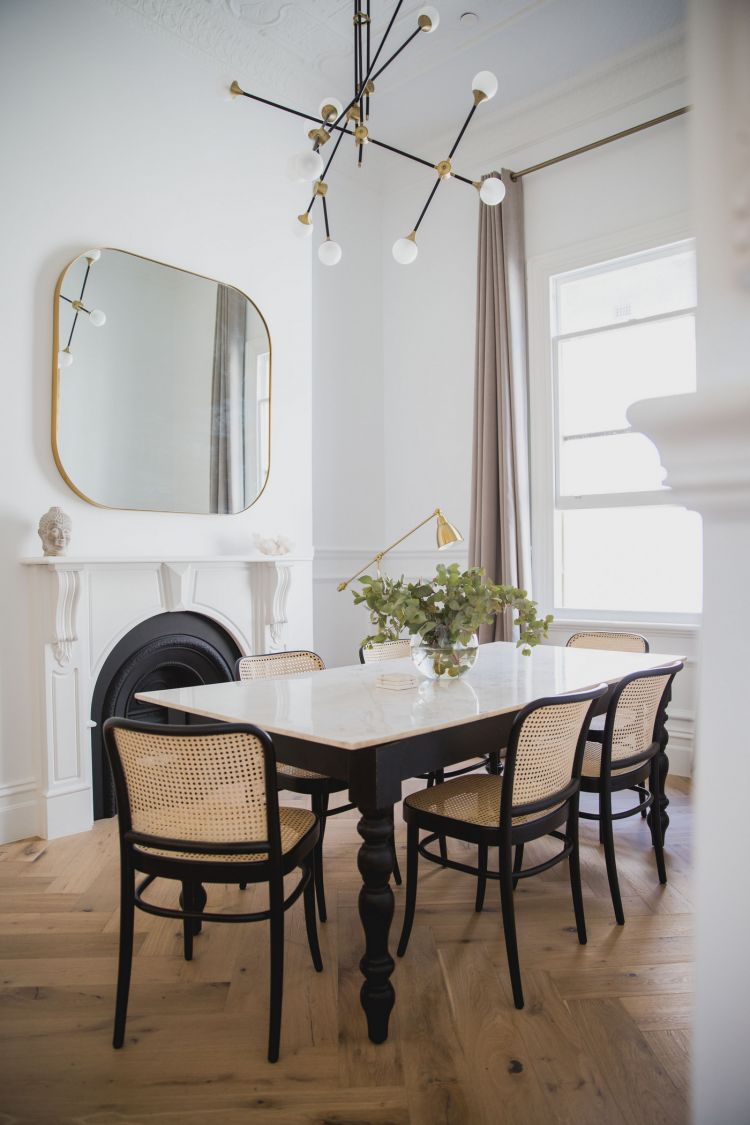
[19,555,307,841]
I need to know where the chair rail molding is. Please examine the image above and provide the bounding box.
[13,555,311,844]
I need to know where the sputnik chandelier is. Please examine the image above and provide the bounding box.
[230,2,506,266]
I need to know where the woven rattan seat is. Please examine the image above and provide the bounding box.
[398,685,607,1011]
[103,718,323,1063]
[135,806,317,863]
[405,774,561,826]
[581,741,637,778]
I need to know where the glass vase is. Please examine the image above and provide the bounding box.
[410,633,479,680]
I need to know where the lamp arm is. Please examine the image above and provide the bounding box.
[336,508,440,592]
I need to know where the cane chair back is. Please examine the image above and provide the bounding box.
[566,631,649,654]
[604,663,681,769]
[359,639,411,664]
[237,650,325,680]
[107,722,288,863]
[504,694,601,821]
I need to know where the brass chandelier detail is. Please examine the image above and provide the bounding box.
[230,2,505,266]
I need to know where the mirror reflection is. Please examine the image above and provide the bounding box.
[53,248,271,514]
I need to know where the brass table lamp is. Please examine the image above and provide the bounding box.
[337,508,463,592]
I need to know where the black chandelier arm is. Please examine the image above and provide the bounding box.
[233,84,477,188]
[329,0,405,134]
[448,102,479,161]
[370,25,422,84]
[322,194,331,239]
[413,177,442,233]
[60,259,94,352]
[366,0,371,119]
[321,115,350,180]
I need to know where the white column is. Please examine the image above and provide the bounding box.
[628,3,750,1121]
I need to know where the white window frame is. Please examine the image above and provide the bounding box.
[527,215,702,629]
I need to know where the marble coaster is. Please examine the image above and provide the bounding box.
[375,672,419,691]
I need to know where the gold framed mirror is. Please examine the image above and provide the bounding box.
[52,248,271,514]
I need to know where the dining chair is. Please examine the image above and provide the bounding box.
[579,662,683,924]
[359,639,494,866]
[103,717,323,1063]
[566,631,651,820]
[396,683,607,1009]
[237,651,400,920]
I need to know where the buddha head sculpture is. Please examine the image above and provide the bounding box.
[38,506,72,557]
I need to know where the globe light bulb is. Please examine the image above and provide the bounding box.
[318,239,342,266]
[392,235,418,265]
[58,348,73,369]
[417,5,440,32]
[295,148,324,181]
[479,177,506,206]
[286,155,306,182]
[472,70,498,101]
[89,308,106,327]
[85,249,101,263]
[318,97,343,123]
[294,214,314,238]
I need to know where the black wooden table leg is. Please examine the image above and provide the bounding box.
[648,684,671,843]
[356,804,396,1044]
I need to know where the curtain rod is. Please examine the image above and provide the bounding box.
[509,106,690,181]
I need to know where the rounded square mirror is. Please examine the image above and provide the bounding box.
[53,249,271,514]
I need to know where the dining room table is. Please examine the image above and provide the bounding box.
[135,640,680,1045]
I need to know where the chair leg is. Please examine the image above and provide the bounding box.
[268,881,284,1063]
[512,842,524,891]
[475,842,488,912]
[391,833,402,886]
[180,881,194,961]
[311,791,329,923]
[239,882,247,890]
[499,843,524,1009]
[600,788,625,925]
[650,759,668,885]
[397,821,419,957]
[635,784,648,818]
[302,855,323,972]
[568,812,587,945]
[113,860,135,1049]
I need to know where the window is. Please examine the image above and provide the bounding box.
[533,239,702,618]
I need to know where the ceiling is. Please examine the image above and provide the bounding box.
[116,0,686,152]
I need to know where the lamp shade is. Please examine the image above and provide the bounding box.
[436,511,463,548]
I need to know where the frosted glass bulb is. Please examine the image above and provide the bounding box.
[319,97,343,122]
[417,5,440,31]
[294,215,314,238]
[89,308,106,326]
[318,239,342,266]
[392,236,418,265]
[472,70,498,101]
[85,249,101,262]
[286,155,306,182]
[295,149,324,181]
[58,348,73,368]
[479,177,506,206]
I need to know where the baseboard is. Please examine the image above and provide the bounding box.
[0,782,39,844]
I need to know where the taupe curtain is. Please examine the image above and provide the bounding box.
[210,284,247,514]
[469,170,532,643]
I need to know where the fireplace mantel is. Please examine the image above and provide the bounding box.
[20,554,310,840]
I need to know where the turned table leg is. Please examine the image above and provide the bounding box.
[356,804,396,1043]
[648,684,672,843]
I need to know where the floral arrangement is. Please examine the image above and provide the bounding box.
[353,563,552,656]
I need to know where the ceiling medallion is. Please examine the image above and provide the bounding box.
[230,2,506,266]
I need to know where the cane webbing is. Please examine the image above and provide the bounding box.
[134,806,316,864]
[566,631,648,653]
[360,639,411,663]
[114,726,268,838]
[237,651,328,780]
[237,651,325,679]
[512,699,591,808]
[405,774,560,827]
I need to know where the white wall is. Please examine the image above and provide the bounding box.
[0,0,314,840]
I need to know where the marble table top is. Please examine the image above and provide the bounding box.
[135,642,682,752]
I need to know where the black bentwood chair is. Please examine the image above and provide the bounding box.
[578,662,683,925]
[103,718,323,1063]
[237,651,400,918]
[359,639,495,865]
[396,683,607,1010]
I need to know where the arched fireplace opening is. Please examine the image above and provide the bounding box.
[90,611,241,819]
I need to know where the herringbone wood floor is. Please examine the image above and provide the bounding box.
[0,776,692,1124]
